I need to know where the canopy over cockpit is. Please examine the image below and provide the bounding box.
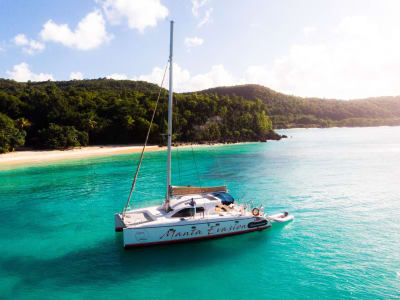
[211,192,234,205]
[168,186,235,216]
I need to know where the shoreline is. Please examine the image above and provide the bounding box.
[0,142,247,168]
[0,145,165,167]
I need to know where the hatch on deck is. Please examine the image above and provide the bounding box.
[123,212,153,225]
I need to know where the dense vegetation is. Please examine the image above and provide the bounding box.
[0,79,276,153]
[200,85,400,128]
[1,79,400,154]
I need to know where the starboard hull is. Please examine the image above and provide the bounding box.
[120,217,271,248]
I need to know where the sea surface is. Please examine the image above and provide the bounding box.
[1,127,399,299]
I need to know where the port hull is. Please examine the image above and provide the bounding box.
[124,226,270,248]
[119,216,270,248]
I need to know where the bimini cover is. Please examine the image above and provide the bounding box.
[212,192,234,205]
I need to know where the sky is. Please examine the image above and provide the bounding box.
[1,0,400,99]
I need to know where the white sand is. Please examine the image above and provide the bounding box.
[0,142,246,168]
[0,145,165,166]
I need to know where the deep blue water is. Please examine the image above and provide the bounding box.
[1,127,399,299]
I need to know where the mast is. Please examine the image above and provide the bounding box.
[165,20,174,211]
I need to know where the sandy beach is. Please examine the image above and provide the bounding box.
[0,145,167,167]
[0,142,250,169]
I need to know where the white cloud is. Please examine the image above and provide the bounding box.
[135,63,235,92]
[191,0,212,27]
[134,14,397,99]
[40,10,111,50]
[198,8,213,27]
[184,37,204,50]
[14,34,28,45]
[191,0,208,17]
[133,15,394,99]
[136,13,400,99]
[303,26,316,37]
[70,72,83,80]
[13,33,45,55]
[101,0,168,32]
[241,15,400,99]
[134,64,185,88]
[189,64,236,90]
[336,16,378,37]
[107,73,128,80]
[6,62,54,82]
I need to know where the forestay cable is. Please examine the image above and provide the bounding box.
[122,61,169,218]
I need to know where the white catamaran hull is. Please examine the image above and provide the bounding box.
[118,216,270,248]
[113,22,291,249]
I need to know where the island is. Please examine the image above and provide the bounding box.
[1,79,400,155]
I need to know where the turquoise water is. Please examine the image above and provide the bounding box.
[1,127,400,299]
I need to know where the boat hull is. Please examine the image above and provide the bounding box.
[115,213,125,232]
[121,217,270,248]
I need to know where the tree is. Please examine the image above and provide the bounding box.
[0,79,294,149]
[37,123,88,149]
[0,113,26,153]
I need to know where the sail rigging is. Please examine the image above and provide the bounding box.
[165,20,174,211]
[123,20,175,216]
[114,20,281,249]
[122,62,169,218]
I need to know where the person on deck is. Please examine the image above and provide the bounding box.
[189,198,196,218]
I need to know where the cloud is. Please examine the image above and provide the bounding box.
[184,37,204,50]
[134,64,183,88]
[101,0,168,32]
[336,15,378,37]
[13,33,45,55]
[198,8,213,27]
[102,12,400,99]
[6,62,54,82]
[40,10,112,50]
[70,72,83,80]
[191,0,212,27]
[106,73,128,80]
[241,15,400,99]
[13,34,28,46]
[135,63,235,92]
[189,64,236,90]
[191,0,208,17]
[136,13,400,100]
[303,26,316,37]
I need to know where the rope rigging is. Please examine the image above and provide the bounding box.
[176,146,183,186]
[122,60,169,218]
[190,144,202,187]
[210,144,226,187]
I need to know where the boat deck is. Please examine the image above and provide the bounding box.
[118,206,256,229]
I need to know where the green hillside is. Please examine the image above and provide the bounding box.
[199,84,400,128]
[2,78,400,154]
[0,79,275,153]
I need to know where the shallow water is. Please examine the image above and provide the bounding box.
[1,127,399,299]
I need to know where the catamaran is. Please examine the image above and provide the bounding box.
[114,21,289,248]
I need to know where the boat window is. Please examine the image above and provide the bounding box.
[171,207,204,218]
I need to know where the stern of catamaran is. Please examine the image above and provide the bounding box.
[115,213,124,232]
